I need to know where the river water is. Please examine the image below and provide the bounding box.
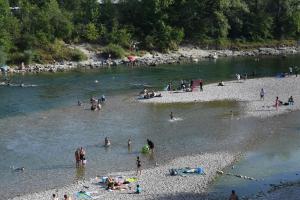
[0,56,300,199]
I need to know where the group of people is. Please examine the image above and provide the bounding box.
[75,147,86,167]
[77,95,106,111]
[90,95,106,111]
[274,96,294,110]
[136,139,154,175]
[289,66,299,77]
[105,176,141,194]
[141,89,161,99]
[260,88,295,110]
[167,79,203,92]
[52,194,72,200]
[236,73,248,81]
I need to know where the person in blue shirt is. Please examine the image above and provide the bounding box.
[135,184,141,194]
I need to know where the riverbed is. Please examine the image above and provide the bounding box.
[1,55,300,199]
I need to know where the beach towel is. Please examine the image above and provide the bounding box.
[76,191,92,199]
[125,177,138,183]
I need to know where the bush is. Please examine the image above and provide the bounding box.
[68,48,87,61]
[102,44,125,59]
[8,50,37,65]
[47,40,87,62]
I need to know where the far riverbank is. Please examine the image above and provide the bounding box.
[2,46,299,75]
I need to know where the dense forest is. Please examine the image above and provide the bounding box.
[0,0,300,64]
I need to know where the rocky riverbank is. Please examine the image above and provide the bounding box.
[2,46,300,74]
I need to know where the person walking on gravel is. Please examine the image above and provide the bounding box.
[260,88,265,100]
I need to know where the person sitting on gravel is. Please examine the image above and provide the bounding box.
[52,194,58,200]
[135,184,141,194]
[288,96,294,105]
[63,194,72,200]
[218,81,225,86]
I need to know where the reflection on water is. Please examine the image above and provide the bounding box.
[75,167,86,183]
[1,55,300,198]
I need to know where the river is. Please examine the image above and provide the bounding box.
[0,55,299,199]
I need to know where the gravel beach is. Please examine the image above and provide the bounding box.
[140,76,300,118]
[11,152,237,200]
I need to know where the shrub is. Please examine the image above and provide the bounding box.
[102,44,125,59]
[68,48,87,61]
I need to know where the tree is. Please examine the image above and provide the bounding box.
[0,0,19,53]
[84,23,99,42]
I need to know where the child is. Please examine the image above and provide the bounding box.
[135,184,141,194]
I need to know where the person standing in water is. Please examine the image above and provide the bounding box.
[79,147,86,165]
[75,148,81,167]
[229,190,239,200]
[128,138,132,152]
[147,139,154,154]
[105,137,111,147]
[170,112,174,120]
[136,156,142,176]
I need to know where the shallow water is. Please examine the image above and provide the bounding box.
[1,55,300,199]
[208,111,300,199]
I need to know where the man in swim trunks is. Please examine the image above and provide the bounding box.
[79,147,86,165]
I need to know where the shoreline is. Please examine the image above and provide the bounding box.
[140,76,300,118]
[2,46,299,75]
[10,152,238,200]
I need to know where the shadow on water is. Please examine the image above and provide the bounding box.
[74,166,86,182]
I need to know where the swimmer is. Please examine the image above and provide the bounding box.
[230,111,234,118]
[128,138,132,148]
[170,112,174,120]
[101,95,106,102]
[105,137,111,147]
[77,100,82,106]
[14,167,25,172]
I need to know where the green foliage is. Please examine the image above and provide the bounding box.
[106,26,132,48]
[102,44,126,59]
[2,0,300,64]
[0,46,7,65]
[150,21,184,52]
[84,23,100,42]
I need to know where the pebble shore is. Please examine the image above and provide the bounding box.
[3,46,299,74]
[141,76,300,118]
[11,152,237,200]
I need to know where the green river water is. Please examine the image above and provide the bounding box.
[0,55,300,199]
